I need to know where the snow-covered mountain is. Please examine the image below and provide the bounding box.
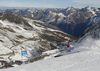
[78,16,100,42]
[1,21,100,71]
[0,6,100,71]
[0,12,76,62]
[2,6,100,37]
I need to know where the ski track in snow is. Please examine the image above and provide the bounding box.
[1,50,100,71]
[1,45,100,71]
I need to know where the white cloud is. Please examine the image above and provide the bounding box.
[71,0,100,8]
[0,0,56,8]
[73,0,100,4]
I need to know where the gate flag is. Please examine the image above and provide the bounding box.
[21,48,28,56]
[21,47,30,64]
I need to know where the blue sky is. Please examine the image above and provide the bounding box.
[0,0,100,8]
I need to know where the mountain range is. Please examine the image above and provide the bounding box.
[0,6,100,65]
[0,6,100,69]
[1,6,100,37]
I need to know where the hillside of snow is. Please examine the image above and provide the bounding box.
[0,13,77,63]
[1,36,100,71]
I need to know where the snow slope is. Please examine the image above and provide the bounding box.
[1,36,100,71]
[0,14,76,62]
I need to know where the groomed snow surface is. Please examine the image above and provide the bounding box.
[1,36,100,71]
